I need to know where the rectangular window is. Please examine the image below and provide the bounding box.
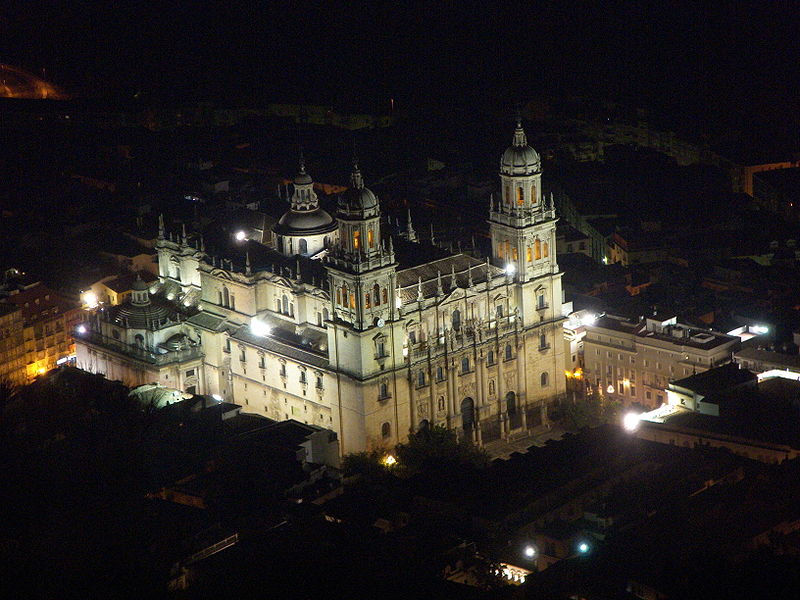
[185,369,195,378]
[239,348,246,362]
[280,364,286,378]
[316,376,323,390]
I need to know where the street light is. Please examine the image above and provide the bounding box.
[504,263,516,277]
[523,545,536,559]
[622,412,640,432]
[235,230,246,241]
[577,541,590,554]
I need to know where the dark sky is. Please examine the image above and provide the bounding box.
[2,1,799,128]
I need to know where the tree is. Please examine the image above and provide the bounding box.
[395,425,489,473]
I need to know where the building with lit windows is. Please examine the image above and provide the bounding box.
[4,283,81,381]
[583,313,740,409]
[75,122,569,454]
[0,302,26,386]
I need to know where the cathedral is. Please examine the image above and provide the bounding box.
[75,121,568,454]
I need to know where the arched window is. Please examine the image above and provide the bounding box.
[461,357,470,373]
[134,334,144,348]
[368,228,374,247]
[436,366,444,381]
[496,305,504,319]
[527,246,532,262]
[381,422,391,439]
[505,343,513,361]
[365,292,371,308]
[512,246,518,261]
[541,372,549,387]
[534,239,541,260]
[373,283,380,305]
[288,239,293,254]
[336,289,341,305]
[543,242,549,258]
[539,333,547,349]
[530,183,536,204]
[341,284,348,306]
[382,288,388,305]
[282,294,289,315]
[222,287,230,308]
[353,230,360,250]
[517,187,524,205]
[349,293,356,309]
[417,371,426,387]
[505,185,510,204]
[379,382,388,398]
[299,238,308,255]
[452,309,461,330]
[487,350,495,365]
[437,396,446,411]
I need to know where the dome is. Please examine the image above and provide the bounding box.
[274,207,337,235]
[338,160,379,216]
[500,121,541,175]
[111,299,174,330]
[339,186,378,212]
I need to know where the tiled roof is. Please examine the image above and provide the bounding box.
[397,253,504,304]
[231,326,329,369]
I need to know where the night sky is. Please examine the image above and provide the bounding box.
[2,2,799,129]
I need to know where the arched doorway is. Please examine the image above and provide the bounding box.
[506,391,521,429]
[461,397,475,432]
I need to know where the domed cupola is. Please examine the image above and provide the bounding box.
[131,275,151,306]
[500,119,541,176]
[273,154,338,256]
[337,158,379,219]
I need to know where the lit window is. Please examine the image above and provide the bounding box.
[530,183,536,203]
[527,247,532,262]
[543,242,549,258]
[365,292,371,308]
[349,293,356,309]
[534,239,541,260]
[382,288,388,304]
[517,187,524,205]
[353,230,360,249]
[373,283,380,305]
[368,228,374,247]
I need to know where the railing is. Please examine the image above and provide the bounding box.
[79,330,203,365]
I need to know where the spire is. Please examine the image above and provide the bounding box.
[407,208,416,242]
[158,213,165,239]
[245,252,252,276]
[417,276,424,302]
[513,117,527,147]
[451,264,457,289]
[388,235,394,255]
[181,223,187,245]
[436,270,443,296]
[430,223,436,245]
[350,155,364,189]
[485,257,491,290]
[298,147,306,174]
[200,235,205,252]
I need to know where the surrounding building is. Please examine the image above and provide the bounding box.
[4,283,81,381]
[0,302,26,386]
[583,313,740,409]
[76,122,569,453]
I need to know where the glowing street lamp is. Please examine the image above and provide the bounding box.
[622,412,641,432]
[523,545,536,559]
[235,230,246,242]
[607,384,615,394]
[382,454,397,467]
[504,263,516,277]
[76,324,87,335]
[577,541,590,554]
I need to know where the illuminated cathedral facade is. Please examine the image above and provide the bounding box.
[76,122,568,454]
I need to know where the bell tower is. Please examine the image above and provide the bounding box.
[324,159,403,377]
[489,119,562,328]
